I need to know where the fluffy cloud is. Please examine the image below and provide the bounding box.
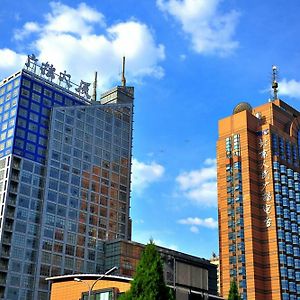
[131,158,165,194]
[178,216,218,233]
[14,22,41,40]
[176,158,217,206]
[133,219,145,225]
[190,226,199,233]
[44,2,105,35]
[1,2,165,89]
[157,0,240,56]
[178,216,218,229]
[0,49,27,77]
[278,79,300,99]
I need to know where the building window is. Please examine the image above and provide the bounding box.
[279,254,287,265]
[226,137,232,157]
[273,161,280,170]
[82,290,113,300]
[279,138,285,159]
[286,142,291,162]
[239,279,246,288]
[272,133,279,155]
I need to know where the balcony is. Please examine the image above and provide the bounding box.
[9,187,18,194]
[12,159,21,169]
[0,278,6,286]
[3,224,13,232]
[2,237,11,245]
[7,198,16,207]
[10,172,19,182]
[0,264,8,272]
[1,251,9,258]
[5,211,15,219]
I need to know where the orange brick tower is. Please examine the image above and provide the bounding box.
[218,97,300,300]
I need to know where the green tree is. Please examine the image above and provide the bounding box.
[119,240,174,300]
[228,280,241,300]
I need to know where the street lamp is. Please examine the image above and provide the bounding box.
[74,266,118,300]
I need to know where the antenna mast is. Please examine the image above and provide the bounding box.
[272,65,278,101]
[92,71,98,101]
[121,57,126,87]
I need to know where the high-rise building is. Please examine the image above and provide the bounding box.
[218,98,300,300]
[0,55,134,300]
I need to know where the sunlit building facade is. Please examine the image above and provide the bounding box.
[104,239,220,299]
[218,99,300,299]
[0,57,133,300]
[47,239,221,300]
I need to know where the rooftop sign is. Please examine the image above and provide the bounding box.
[24,54,91,100]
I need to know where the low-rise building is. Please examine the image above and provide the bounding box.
[209,253,220,296]
[47,274,131,300]
[47,239,222,300]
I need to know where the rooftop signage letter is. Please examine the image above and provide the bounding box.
[58,71,72,89]
[76,80,91,99]
[25,54,38,73]
[40,62,56,82]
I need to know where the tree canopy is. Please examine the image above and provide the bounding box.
[228,280,241,300]
[119,240,174,300]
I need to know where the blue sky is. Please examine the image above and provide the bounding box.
[1,0,300,259]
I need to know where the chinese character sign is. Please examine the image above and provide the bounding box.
[25,54,38,72]
[258,132,272,228]
[40,62,56,82]
[59,71,72,89]
[23,54,91,101]
[75,80,91,99]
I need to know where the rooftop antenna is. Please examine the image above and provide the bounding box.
[272,65,278,101]
[121,56,126,87]
[92,71,97,101]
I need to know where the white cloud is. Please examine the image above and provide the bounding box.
[131,158,165,193]
[157,0,240,56]
[1,2,165,89]
[178,217,218,229]
[190,226,199,233]
[176,158,217,206]
[0,49,27,77]
[203,157,216,165]
[14,22,41,40]
[278,78,300,99]
[133,219,145,225]
[44,2,105,35]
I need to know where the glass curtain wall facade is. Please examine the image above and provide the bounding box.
[0,68,133,300]
[271,139,300,299]
[218,100,300,300]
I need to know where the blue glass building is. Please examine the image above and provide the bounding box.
[0,59,133,300]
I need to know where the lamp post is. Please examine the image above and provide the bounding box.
[74,266,118,300]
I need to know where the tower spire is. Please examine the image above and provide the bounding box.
[121,56,126,87]
[272,65,278,100]
[92,71,97,101]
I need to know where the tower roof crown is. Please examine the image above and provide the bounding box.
[233,102,252,114]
